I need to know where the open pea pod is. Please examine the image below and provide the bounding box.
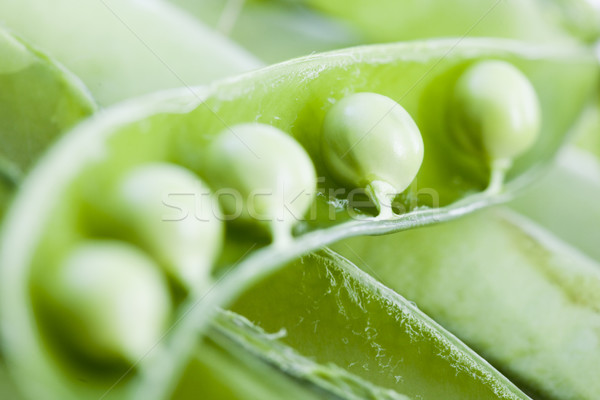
[334,207,600,400]
[0,39,595,399]
[0,0,262,105]
[0,27,95,215]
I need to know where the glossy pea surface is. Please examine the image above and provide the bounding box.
[322,92,423,214]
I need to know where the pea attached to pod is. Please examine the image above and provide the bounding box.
[321,92,424,219]
[451,60,541,193]
[202,123,317,245]
[42,240,172,365]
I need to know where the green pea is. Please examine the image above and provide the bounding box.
[321,92,424,218]
[203,123,316,244]
[116,163,223,289]
[451,60,541,192]
[44,240,171,364]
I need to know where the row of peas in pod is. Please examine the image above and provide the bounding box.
[35,59,543,370]
[4,35,595,400]
[1,0,599,399]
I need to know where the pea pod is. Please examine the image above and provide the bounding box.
[509,97,600,261]
[175,337,327,400]
[173,0,600,64]
[0,39,596,399]
[170,0,362,63]
[510,147,600,262]
[0,27,95,215]
[229,251,529,400]
[176,309,411,400]
[334,207,600,400]
[304,0,600,44]
[0,25,94,400]
[0,0,262,105]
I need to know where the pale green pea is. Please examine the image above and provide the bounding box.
[116,163,223,289]
[45,240,171,364]
[203,123,316,244]
[451,60,541,192]
[321,92,424,218]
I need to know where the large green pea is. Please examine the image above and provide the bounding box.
[203,123,316,244]
[321,92,424,218]
[451,60,541,164]
[44,241,172,364]
[116,163,223,289]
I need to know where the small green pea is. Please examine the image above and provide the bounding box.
[117,163,223,289]
[451,60,541,191]
[203,123,316,244]
[45,241,171,364]
[321,92,424,218]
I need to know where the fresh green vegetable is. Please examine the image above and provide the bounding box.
[97,163,224,288]
[321,92,424,218]
[170,0,361,63]
[451,60,541,193]
[303,0,600,44]
[178,311,409,400]
[0,0,262,105]
[1,0,599,397]
[174,338,328,400]
[173,0,600,64]
[230,251,529,400]
[334,207,600,400]
[202,123,316,244]
[510,147,600,262]
[509,95,600,261]
[0,27,95,215]
[4,38,591,399]
[36,240,172,365]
